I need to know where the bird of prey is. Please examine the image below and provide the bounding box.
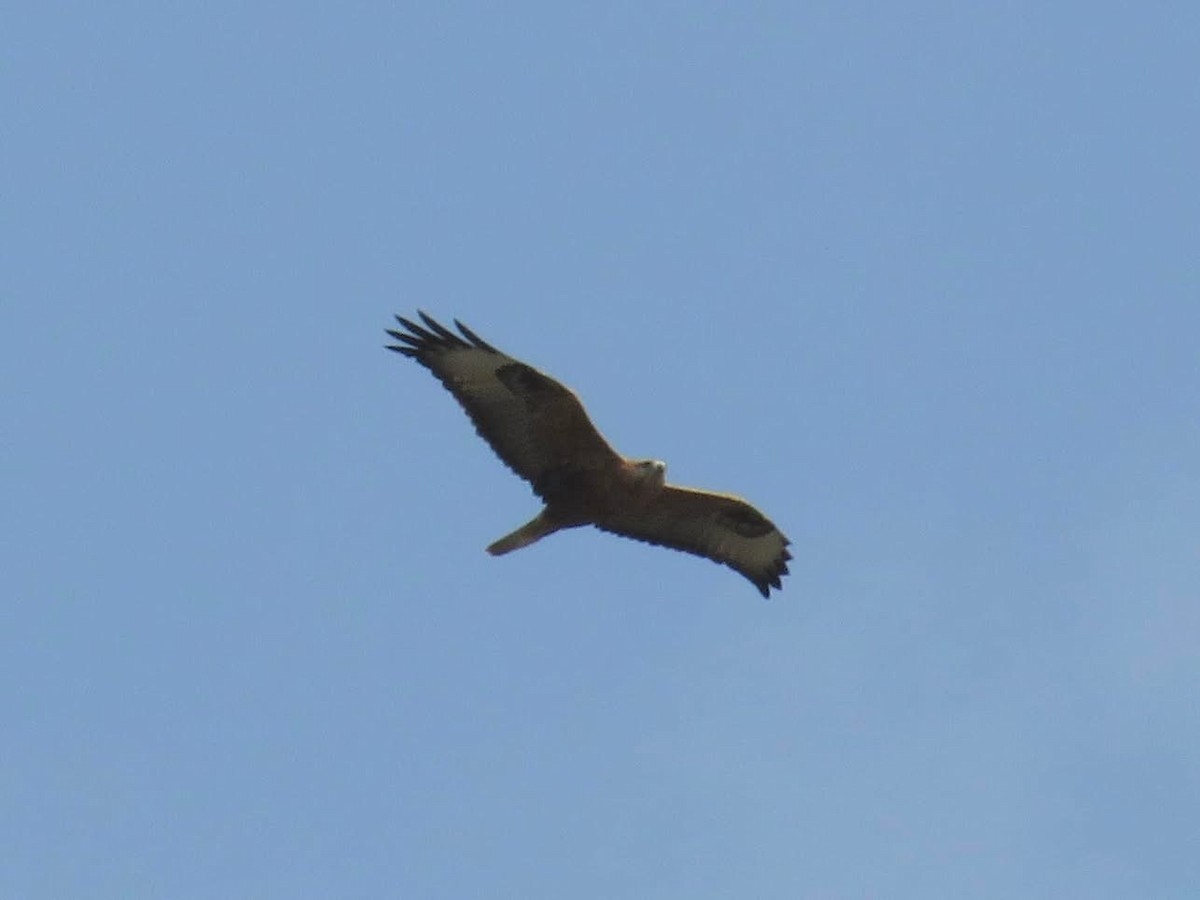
[386,312,791,597]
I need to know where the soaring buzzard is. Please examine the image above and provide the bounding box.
[386,312,791,597]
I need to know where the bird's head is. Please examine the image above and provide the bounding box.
[631,458,667,491]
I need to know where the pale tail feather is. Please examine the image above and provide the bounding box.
[486,512,560,556]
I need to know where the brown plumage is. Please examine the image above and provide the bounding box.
[385,312,791,597]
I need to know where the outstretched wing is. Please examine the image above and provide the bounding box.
[593,486,791,597]
[386,312,622,498]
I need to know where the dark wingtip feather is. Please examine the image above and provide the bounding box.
[454,318,498,352]
[754,540,792,598]
[386,329,427,349]
[417,311,470,347]
[394,315,437,342]
[386,312,501,358]
[384,344,419,357]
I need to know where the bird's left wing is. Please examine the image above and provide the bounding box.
[593,486,791,597]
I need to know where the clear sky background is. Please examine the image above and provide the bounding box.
[5,3,1199,898]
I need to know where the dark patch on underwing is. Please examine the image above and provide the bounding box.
[496,363,559,407]
[718,506,775,539]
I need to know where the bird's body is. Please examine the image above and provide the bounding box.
[386,312,790,597]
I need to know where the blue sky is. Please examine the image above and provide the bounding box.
[5,3,1199,897]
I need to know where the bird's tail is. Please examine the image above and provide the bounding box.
[486,511,560,556]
